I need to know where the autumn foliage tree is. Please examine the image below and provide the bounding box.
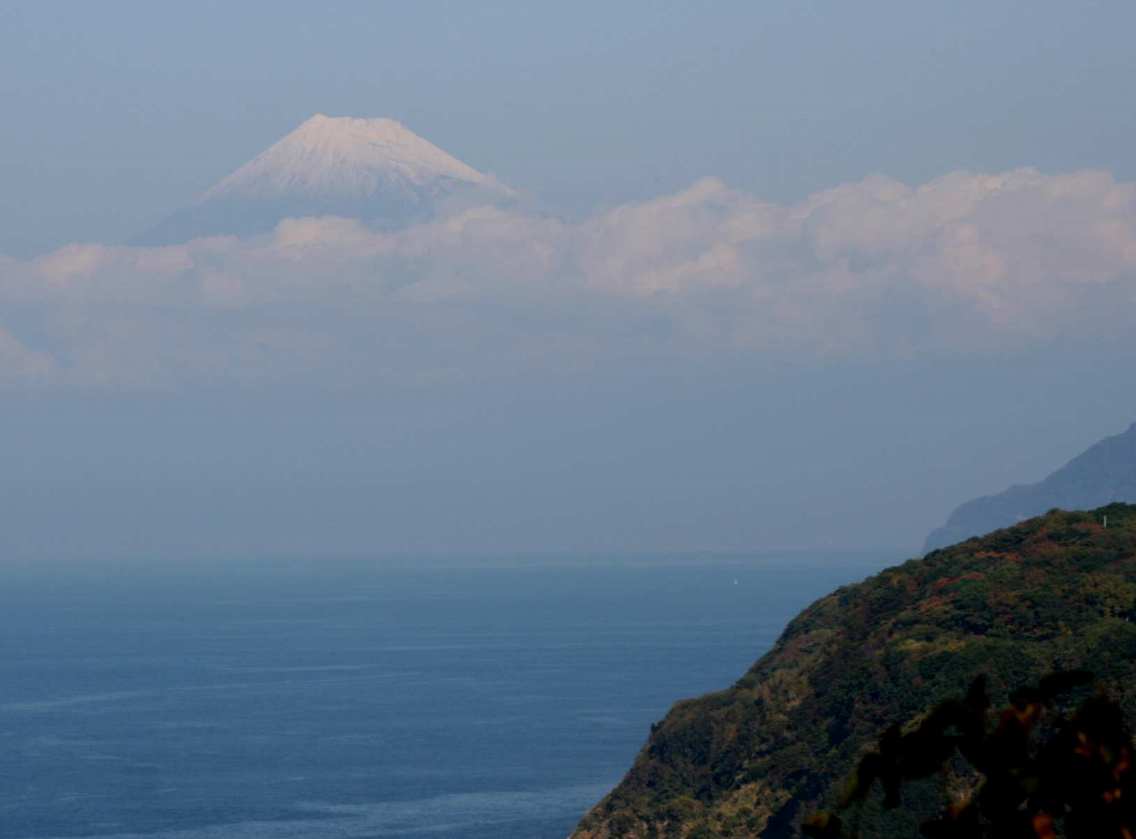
[804,672,1136,839]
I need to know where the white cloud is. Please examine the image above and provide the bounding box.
[1,168,1134,386]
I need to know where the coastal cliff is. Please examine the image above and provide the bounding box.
[574,504,1136,838]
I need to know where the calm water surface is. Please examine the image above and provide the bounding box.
[0,554,898,838]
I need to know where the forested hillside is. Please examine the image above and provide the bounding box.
[575,504,1136,838]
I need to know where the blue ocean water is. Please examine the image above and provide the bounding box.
[0,553,897,839]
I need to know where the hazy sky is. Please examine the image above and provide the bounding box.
[2,2,1136,559]
[4,1,1136,254]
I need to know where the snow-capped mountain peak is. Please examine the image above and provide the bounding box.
[204,114,500,201]
[134,114,513,245]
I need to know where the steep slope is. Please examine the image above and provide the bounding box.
[133,115,514,245]
[925,423,1136,552]
[573,504,1136,838]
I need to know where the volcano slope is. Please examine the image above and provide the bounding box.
[573,504,1136,838]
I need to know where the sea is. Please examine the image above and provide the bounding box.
[0,552,898,839]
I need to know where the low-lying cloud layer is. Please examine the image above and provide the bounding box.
[2,168,1134,387]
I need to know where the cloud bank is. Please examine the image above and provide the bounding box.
[2,167,1134,387]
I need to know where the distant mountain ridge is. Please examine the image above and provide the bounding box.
[133,114,514,245]
[924,422,1136,552]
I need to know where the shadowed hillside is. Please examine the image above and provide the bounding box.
[925,423,1136,552]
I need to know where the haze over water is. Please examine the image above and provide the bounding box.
[1,553,893,839]
[4,4,1136,838]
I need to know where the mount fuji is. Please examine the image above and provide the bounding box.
[133,115,515,245]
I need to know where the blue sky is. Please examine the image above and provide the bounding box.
[1,2,1135,558]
